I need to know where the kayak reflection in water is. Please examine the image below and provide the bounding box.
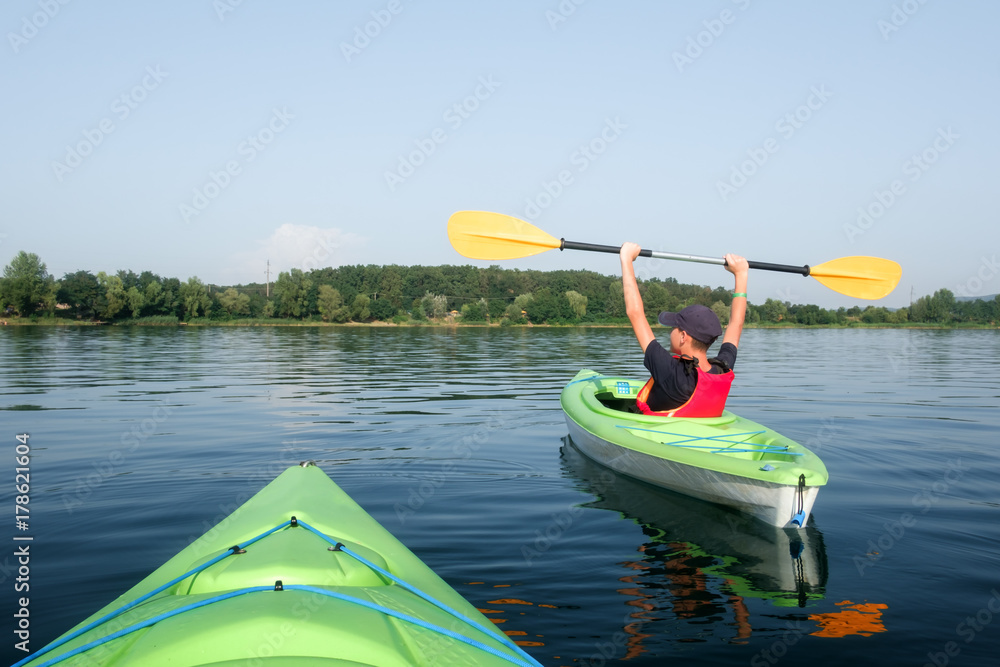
[559,438,830,650]
[619,242,749,417]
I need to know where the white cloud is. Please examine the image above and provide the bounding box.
[223,224,366,284]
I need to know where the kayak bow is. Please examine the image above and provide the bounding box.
[19,462,541,667]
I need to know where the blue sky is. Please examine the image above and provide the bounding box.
[2,0,997,308]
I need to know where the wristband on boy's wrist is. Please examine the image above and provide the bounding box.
[732,292,747,298]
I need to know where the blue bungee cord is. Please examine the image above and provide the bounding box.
[19,585,538,667]
[12,520,291,667]
[615,424,803,455]
[295,518,542,665]
[14,518,543,667]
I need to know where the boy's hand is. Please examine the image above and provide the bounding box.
[724,253,749,276]
[620,242,642,263]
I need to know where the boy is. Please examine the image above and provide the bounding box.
[619,242,749,416]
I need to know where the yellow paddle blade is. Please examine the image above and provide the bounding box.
[447,211,561,260]
[809,256,902,300]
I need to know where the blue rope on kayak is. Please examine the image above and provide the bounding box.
[17,519,541,667]
[13,587,271,667]
[296,519,543,667]
[563,374,623,388]
[289,585,538,667]
[12,521,291,667]
[615,425,804,456]
[20,585,537,667]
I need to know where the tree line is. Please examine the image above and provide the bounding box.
[2,250,998,326]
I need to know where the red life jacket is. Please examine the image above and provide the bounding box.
[636,356,734,418]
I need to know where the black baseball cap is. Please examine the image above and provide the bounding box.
[658,304,722,344]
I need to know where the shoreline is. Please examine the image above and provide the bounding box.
[1,319,995,330]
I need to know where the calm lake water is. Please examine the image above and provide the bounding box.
[2,326,999,666]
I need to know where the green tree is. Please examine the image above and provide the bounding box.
[409,297,427,321]
[711,300,729,326]
[58,270,101,319]
[606,281,625,318]
[40,281,59,316]
[317,285,349,322]
[273,269,313,318]
[218,288,250,317]
[126,286,145,318]
[506,293,532,322]
[926,288,955,323]
[762,298,788,323]
[378,266,404,308]
[369,298,397,321]
[143,280,164,317]
[565,290,588,319]
[860,306,888,324]
[0,251,53,316]
[421,292,447,319]
[351,293,371,321]
[158,278,182,317]
[524,288,572,323]
[179,277,212,319]
[641,282,674,319]
[96,271,126,320]
[460,298,488,323]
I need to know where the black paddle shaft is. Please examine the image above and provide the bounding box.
[559,239,810,276]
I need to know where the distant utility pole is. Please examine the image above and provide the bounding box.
[265,260,271,298]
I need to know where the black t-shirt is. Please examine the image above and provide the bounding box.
[642,339,737,412]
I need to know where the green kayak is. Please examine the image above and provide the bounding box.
[18,463,541,667]
[561,369,829,528]
[561,438,828,608]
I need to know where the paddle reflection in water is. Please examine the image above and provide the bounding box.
[560,437,828,646]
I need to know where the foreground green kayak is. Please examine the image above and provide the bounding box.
[561,370,829,528]
[19,463,541,667]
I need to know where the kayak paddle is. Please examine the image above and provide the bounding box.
[447,210,902,300]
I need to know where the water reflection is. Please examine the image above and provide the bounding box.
[560,437,828,644]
